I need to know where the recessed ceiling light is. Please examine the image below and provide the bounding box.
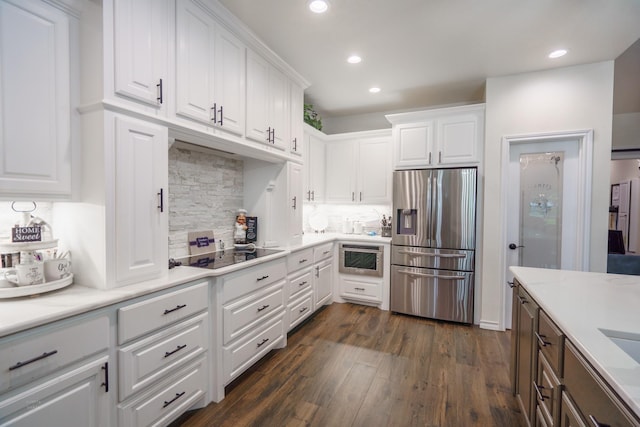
[308,0,329,13]
[347,55,361,64]
[369,87,381,93]
[548,49,568,59]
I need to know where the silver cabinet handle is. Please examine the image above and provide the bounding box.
[588,415,610,427]
[533,382,549,401]
[397,269,464,280]
[397,250,465,258]
[428,152,432,165]
[257,304,270,312]
[257,338,269,347]
[438,151,442,163]
[535,331,551,347]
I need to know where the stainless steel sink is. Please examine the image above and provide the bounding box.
[600,328,640,364]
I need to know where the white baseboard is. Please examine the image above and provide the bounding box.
[479,319,503,331]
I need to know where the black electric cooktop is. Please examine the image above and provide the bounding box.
[182,248,284,270]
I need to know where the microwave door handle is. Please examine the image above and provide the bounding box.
[396,251,465,259]
[397,269,465,281]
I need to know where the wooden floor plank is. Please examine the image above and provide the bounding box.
[172,303,526,427]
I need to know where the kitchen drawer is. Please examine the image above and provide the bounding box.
[223,258,287,304]
[223,282,285,345]
[564,340,639,427]
[118,356,207,427]
[537,310,564,376]
[341,277,382,302]
[288,292,313,330]
[118,281,209,345]
[118,312,208,401]
[288,269,312,300]
[313,242,334,262]
[0,315,109,394]
[536,350,560,427]
[287,248,313,273]
[223,315,285,384]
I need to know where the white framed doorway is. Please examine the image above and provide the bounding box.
[500,130,593,329]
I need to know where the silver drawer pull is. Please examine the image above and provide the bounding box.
[257,275,269,281]
[164,304,186,315]
[298,258,308,263]
[299,306,308,314]
[354,287,365,291]
[397,269,465,281]
[397,250,465,258]
[163,391,185,409]
[298,281,308,287]
[257,338,269,348]
[164,344,187,358]
[9,350,58,371]
[257,304,270,312]
[535,332,551,347]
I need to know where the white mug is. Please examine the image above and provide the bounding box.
[3,262,45,286]
[44,258,72,282]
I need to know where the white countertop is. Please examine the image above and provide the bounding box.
[510,266,640,417]
[0,233,390,338]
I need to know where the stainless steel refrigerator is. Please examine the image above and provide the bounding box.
[391,168,477,323]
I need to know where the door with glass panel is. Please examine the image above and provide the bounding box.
[505,139,580,327]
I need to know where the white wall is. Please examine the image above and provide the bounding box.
[481,61,614,329]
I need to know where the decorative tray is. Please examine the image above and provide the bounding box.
[0,239,59,255]
[0,274,73,299]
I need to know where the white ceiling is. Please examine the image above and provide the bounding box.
[219,0,640,118]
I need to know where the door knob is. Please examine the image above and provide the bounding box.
[508,243,524,250]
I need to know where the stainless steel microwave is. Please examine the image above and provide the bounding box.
[339,243,383,277]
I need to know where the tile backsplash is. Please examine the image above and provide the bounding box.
[168,145,244,258]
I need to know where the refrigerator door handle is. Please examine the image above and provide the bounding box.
[397,250,465,259]
[396,269,465,281]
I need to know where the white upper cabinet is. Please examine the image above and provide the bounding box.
[112,0,169,112]
[0,0,78,200]
[325,131,392,204]
[303,128,325,203]
[289,83,304,157]
[387,104,485,169]
[324,141,357,203]
[246,51,290,151]
[358,136,392,203]
[175,0,245,136]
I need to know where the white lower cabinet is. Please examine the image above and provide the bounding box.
[0,355,110,427]
[339,275,383,305]
[285,247,314,331]
[219,258,287,385]
[118,356,208,427]
[313,243,334,310]
[0,314,111,426]
[117,280,210,426]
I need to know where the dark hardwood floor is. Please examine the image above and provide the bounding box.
[173,303,525,427]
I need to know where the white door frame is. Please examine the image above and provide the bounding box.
[499,129,593,329]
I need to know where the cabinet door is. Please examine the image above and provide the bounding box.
[324,142,356,203]
[113,0,168,109]
[314,259,333,309]
[289,83,304,156]
[0,0,74,199]
[175,0,216,125]
[246,51,270,144]
[304,134,326,202]
[288,162,303,243]
[214,26,245,137]
[268,67,289,150]
[358,137,392,203]
[0,356,110,427]
[393,122,435,169]
[516,287,539,426]
[436,112,481,165]
[114,116,168,285]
